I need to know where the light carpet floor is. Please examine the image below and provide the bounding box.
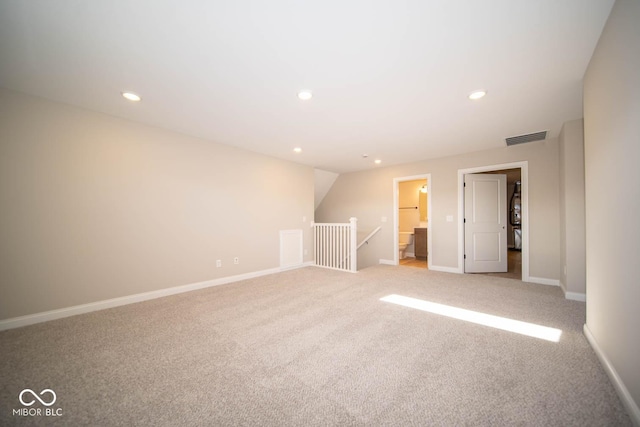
[0,265,632,426]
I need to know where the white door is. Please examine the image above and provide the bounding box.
[464,173,508,273]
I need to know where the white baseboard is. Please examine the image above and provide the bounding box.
[377,259,461,274]
[0,264,307,331]
[379,260,477,275]
[528,277,585,301]
[559,279,567,294]
[584,325,640,426]
[528,276,560,287]
[429,265,461,274]
[281,260,314,271]
[565,291,586,302]
[559,280,586,302]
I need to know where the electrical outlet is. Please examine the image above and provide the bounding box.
[234,257,239,265]
[216,259,222,268]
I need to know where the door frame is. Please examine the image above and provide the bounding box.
[393,174,432,267]
[457,161,529,281]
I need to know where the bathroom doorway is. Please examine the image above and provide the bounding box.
[393,174,431,269]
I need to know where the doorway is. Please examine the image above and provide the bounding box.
[464,173,509,273]
[477,169,522,280]
[393,174,431,269]
[458,162,529,282]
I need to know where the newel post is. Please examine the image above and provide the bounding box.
[349,217,358,272]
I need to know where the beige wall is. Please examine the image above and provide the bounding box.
[584,0,640,418]
[316,138,560,280]
[558,119,587,297]
[0,88,314,320]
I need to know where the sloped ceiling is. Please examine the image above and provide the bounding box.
[314,169,340,210]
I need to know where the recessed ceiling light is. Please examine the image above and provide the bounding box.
[374,159,382,164]
[297,90,313,100]
[293,147,302,153]
[122,92,141,102]
[468,90,486,100]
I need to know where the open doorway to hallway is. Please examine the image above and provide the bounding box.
[394,174,431,269]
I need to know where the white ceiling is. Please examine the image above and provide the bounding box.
[0,0,614,173]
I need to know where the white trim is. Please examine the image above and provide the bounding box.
[527,276,560,286]
[349,217,358,272]
[584,325,640,426]
[393,174,432,268]
[281,260,314,271]
[559,279,568,294]
[429,265,460,274]
[379,259,395,265]
[458,161,530,280]
[560,280,586,302]
[565,292,586,302]
[0,265,307,331]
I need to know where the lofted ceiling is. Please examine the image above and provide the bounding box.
[0,0,614,173]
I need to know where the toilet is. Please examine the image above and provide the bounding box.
[398,232,414,260]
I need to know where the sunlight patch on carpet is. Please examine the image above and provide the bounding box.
[380,294,562,342]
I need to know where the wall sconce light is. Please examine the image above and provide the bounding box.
[420,185,428,193]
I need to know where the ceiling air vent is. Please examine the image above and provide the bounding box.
[505,131,547,146]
